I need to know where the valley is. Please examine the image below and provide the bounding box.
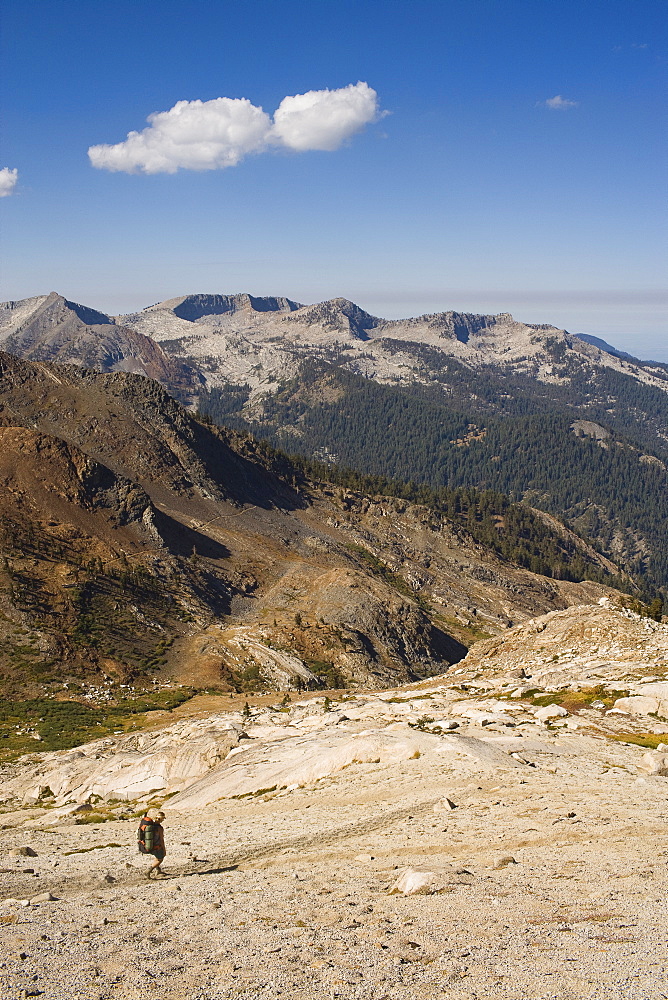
[0,350,624,713]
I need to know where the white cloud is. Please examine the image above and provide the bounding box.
[271,82,379,152]
[88,98,272,174]
[0,167,18,197]
[88,82,380,174]
[542,95,579,110]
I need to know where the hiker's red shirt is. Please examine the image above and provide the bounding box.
[152,823,165,853]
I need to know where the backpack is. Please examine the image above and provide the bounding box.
[137,818,155,854]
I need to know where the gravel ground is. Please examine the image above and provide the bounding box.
[2,725,668,1000]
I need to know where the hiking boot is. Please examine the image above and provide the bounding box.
[145,868,154,879]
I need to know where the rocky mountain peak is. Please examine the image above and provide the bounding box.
[0,293,201,401]
[140,293,302,323]
[285,297,380,340]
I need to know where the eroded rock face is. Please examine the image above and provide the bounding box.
[167,726,446,810]
[0,718,242,807]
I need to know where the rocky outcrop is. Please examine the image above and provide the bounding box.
[4,597,668,811]
[455,598,668,690]
[0,716,242,806]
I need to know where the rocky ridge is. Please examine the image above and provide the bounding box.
[120,293,668,399]
[4,290,668,413]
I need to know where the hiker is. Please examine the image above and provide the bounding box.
[137,809,167,878]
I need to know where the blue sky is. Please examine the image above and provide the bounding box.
[1,0,666,359]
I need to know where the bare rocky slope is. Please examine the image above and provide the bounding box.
[2,600,668,999]
[0,351,623,701]
[0,292,201,402]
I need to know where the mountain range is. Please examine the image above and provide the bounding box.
[1,291,666,597]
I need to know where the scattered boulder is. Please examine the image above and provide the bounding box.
[614,695,661,717]
[9,847,37,857]
[629,682,668,718]
[29,892,56,904]
[461,709,514,727]
[511,686,535,698]
[433,797,457,812]
[641,751,668,776]
[534,705,568,722]
[494,855,517,869]
[390,868,446,896]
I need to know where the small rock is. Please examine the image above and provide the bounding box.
[30,892,56,904]
[433,797,457,812]
[354,854,375,862]
[10,847,37,858]
[494,855,517,869]
[390,868,445,896]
